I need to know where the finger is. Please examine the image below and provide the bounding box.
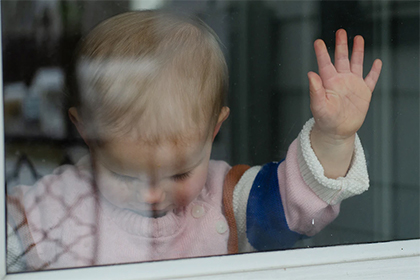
[350,35,365,77]
[308,71,326,113]
[364,59,383,92]
[334,29,350,73]
[314,39,337,81]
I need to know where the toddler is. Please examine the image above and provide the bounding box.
[7,10,382,271]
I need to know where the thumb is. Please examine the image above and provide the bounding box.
[308,71,326,113]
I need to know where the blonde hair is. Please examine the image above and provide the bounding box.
[75,10,228,144]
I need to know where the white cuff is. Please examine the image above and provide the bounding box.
[298,118,370,205]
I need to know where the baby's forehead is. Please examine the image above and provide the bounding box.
[105,128,209,153]
[95,134,210,174]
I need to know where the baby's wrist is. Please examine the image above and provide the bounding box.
[311,123,356,148]
[309,126,355,179]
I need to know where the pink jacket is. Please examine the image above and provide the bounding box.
[7,119,370,270]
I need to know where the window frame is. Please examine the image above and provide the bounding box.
[0,237,419,279]
[0,2,419,279]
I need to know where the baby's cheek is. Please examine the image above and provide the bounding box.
[173,185,201,207]
[173,172,207,207]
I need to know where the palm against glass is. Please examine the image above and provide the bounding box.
[308,29,382,140]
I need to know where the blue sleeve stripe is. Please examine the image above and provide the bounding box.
[246,161,305,251]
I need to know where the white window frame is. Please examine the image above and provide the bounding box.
[0,236,419,279]
[0,2,419,279]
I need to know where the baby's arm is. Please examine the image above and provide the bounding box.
[308,29,382,178]
[232,29,381,252]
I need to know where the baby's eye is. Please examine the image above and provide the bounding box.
[111,171,136,182]
[172,171,192,182]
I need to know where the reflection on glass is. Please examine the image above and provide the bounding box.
[3,0,419,273]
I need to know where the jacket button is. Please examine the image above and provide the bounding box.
[191,205,205,218]
[216,220,228,234]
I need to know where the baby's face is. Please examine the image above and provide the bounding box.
[92,136,212,217]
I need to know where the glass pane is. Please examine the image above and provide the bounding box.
[3,0,419,273]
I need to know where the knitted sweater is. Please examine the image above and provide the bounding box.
[7,119,369,271]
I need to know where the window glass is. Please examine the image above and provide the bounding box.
[3,0,419,273]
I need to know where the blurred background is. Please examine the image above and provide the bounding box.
[2,0,419,250]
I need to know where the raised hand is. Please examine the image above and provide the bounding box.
[308,29,382,140]
[308,29,382,179]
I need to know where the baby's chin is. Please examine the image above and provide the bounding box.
[128,208,173,218]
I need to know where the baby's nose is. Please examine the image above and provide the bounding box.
[138,187,165,204]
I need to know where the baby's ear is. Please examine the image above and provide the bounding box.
[68,107,89,145]
[213,106,230,141]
